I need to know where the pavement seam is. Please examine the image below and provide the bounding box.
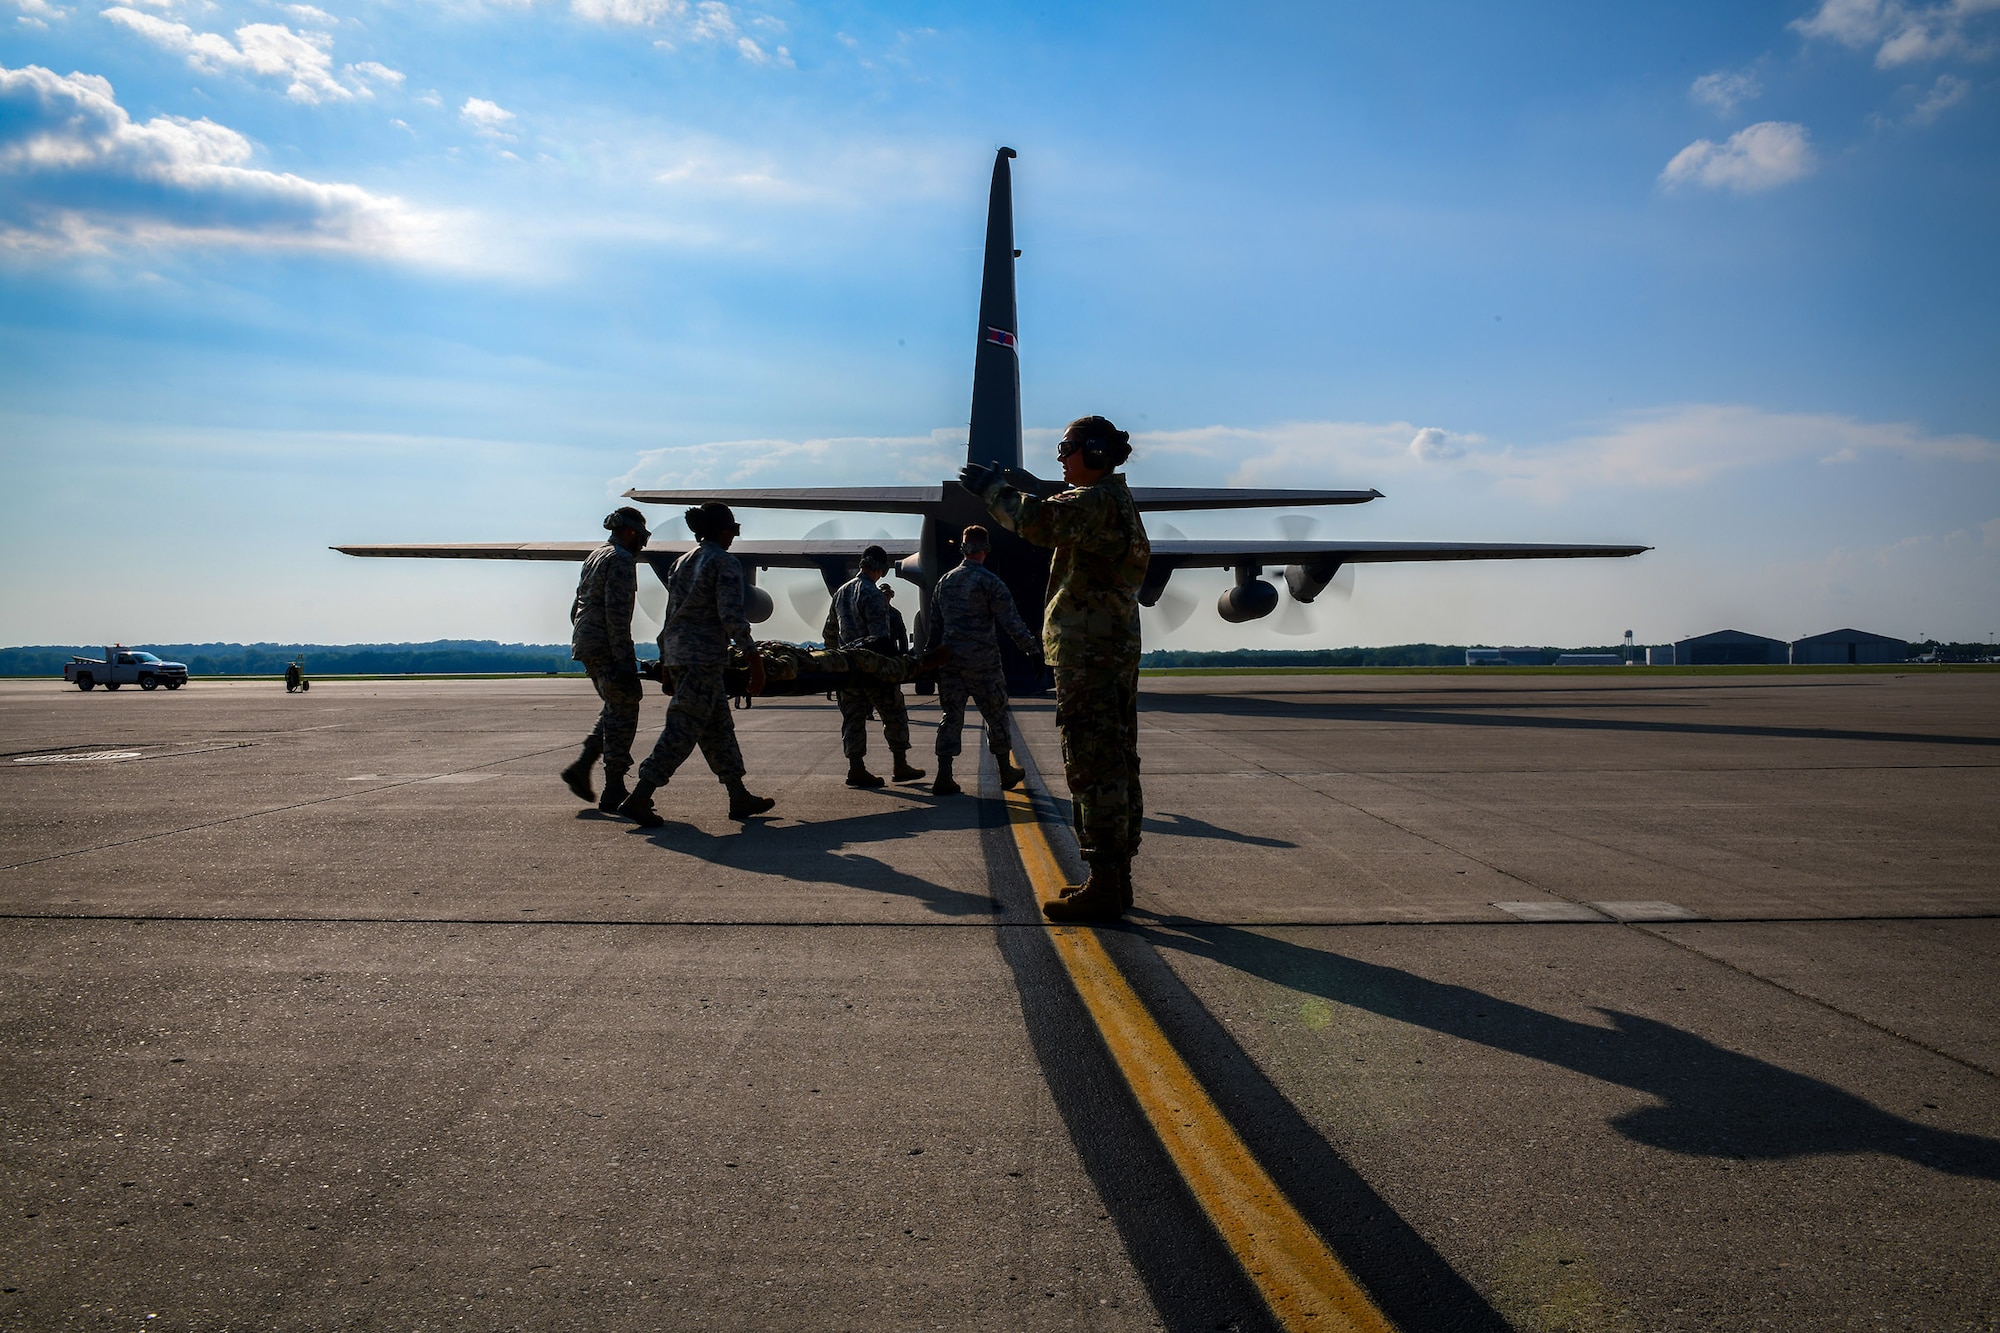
[1629,923,2000,1083]
[0,743,572,873]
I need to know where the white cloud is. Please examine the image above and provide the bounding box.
[1792,0,2000,66]
[1409,426,1481,462]
[460,96,516,137]
[1908,71,1972,120]
[347,60,404,89]
[101,7,352,103]
[13,0,65,27]
[282,3,333,22]
[1690,68,1761,112]
[1660,121,1816,192]
[570,0,789,62]
[616,429,965,494]
[0,63,439,256]
[1130,405,1998,501]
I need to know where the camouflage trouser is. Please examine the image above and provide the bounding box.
[581,657,644,780]
[1054,665,1143,861]
[639,661,745,785]
[934,663,1012,758]
[838,681,911,759]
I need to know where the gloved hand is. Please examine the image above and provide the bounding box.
[1000,467,1050,497]
[958,462,1002,498]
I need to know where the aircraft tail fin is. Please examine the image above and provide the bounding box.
[966,147,1021,472]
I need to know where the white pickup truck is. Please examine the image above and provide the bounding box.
[65,647,189,691]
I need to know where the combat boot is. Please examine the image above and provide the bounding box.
[597,773,629,814]
[726,778,775,819]
[846,760,885,788]
[891,751,926,783]
[561,737,602,802]
[615,779,666,828]
[1042,858,1126,923]
[996,749,1026,790]
[931,755,961,796]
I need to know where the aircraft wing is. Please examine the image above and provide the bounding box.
[1148,539,1651,569]
[332,538,921,569]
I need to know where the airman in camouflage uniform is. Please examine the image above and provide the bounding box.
[824,546,925,788]
[616,502,775,826]
[562,506,650,813]
[965,415,1149,921]
[925,524,1038,796]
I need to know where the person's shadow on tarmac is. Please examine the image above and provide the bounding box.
[1138,921,2000,1180]
[600,789,995,917]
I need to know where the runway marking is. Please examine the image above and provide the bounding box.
[1001,782,1398,1333]
[13,750,142,764]
[1492,900,1611,922]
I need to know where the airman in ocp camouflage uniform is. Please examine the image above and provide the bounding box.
[925,524,1038,796]
[823,545,925,788]
[964,415,1149,921]
[615,502,775,827]
[562,506,650,813]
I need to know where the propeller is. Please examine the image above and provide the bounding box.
[1269,514,1353,637]
[1141,522,1200,635]
[633,573,668,642]
[787,518,896,626]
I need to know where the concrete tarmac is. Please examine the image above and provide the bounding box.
[3,671,1996,1331]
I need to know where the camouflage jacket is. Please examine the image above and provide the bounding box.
[825,574,894,650]
[984,473,1150,669]
[927,559,1038,672]
[659,541,755,667]
[570,541,638,665]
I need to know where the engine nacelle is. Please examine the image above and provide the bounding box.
[740,566,775,623]
[1217,568,1279,623]
[1284,558,1342,604]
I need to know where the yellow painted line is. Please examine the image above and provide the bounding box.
[1002,783,1398,1333]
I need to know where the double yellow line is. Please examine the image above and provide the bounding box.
[1002,783,1397,1333]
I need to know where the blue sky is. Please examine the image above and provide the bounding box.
[2,0,1997,649]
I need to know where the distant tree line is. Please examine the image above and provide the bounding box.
[0,641,622,677]
[1137,644,1638,668]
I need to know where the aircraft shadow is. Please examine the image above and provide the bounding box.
[1139,691,2000,749]
[630,793,995,917]
[1137,921,2000,1180]
[1144,810,1298,848]
[1034,796,1301,850]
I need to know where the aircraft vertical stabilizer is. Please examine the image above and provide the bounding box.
[967,147,1022,472]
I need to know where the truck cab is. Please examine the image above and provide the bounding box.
[65,647,189,691]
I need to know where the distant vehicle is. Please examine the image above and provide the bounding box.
[284,658,310,693]
[64,647,188,692]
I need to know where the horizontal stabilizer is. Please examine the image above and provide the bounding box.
[622,486,944,514]
[1131,487,1382,511]
[1148,540,1650,569]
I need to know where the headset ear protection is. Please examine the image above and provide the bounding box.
[1063,436,1110,470]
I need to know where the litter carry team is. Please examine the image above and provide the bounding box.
[559,415,1148,923]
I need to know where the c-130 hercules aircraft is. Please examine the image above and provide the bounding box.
[338,148,1646,692]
